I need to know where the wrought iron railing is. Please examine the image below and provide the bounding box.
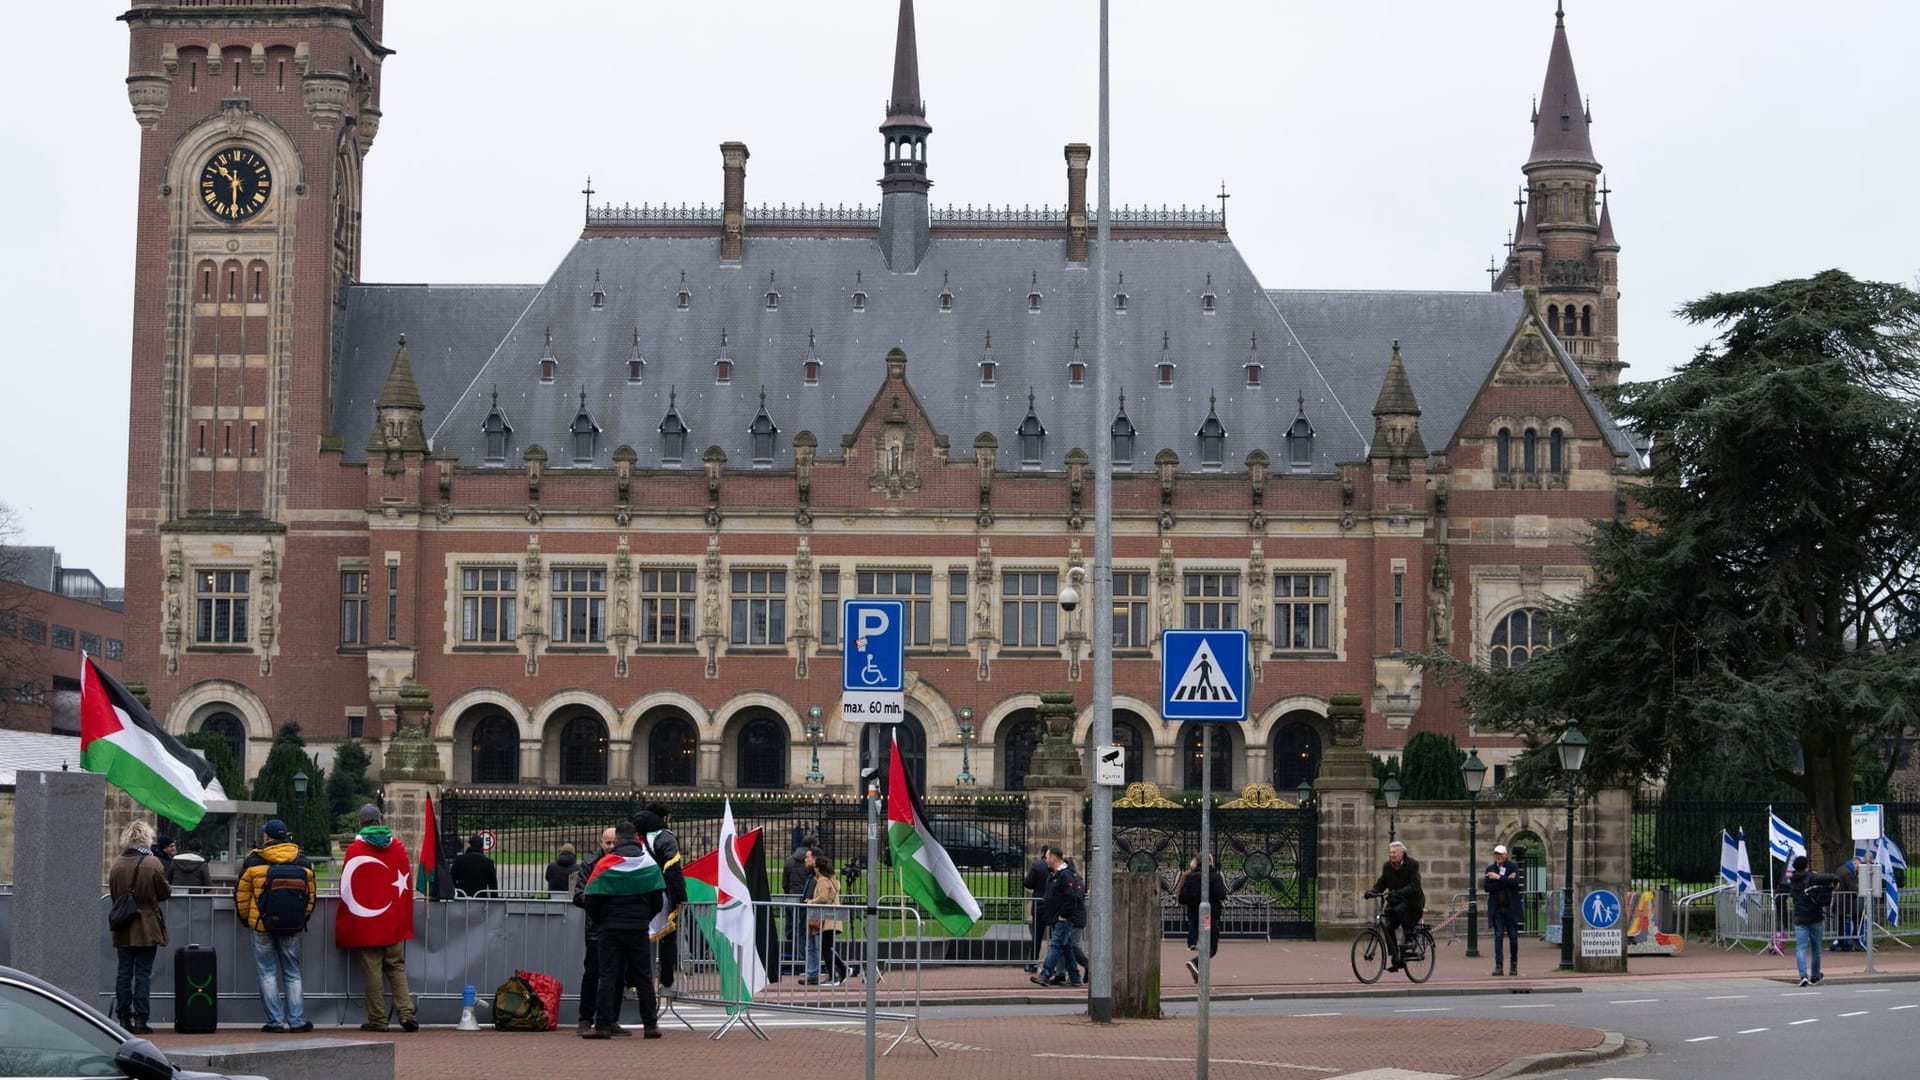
[585,200,1226,229]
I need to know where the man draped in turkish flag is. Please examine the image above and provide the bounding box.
[336,804,419,1031]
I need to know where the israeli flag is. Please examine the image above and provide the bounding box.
[1877,839,1901,926]
[1767,809,1807,864]
[1720,830,1748,921]
[1736,827,1760,913]
[1886,835,1907,872]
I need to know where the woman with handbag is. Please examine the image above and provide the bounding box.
[804,855,849,986]
[107,820,171,1033]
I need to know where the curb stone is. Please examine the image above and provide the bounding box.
[1472,1031,1638,1079]
[924,984,1584,1009]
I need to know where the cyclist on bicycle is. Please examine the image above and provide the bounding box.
[1364,840,1425,971]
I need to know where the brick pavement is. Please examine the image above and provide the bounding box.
[152,1013,1606,1080]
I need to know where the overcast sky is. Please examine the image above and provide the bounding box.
[3,1,1915,587]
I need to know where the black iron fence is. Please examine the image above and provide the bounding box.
[1098,803,1318,939]
[1630,795,1917,893]
[436,787,1028,904]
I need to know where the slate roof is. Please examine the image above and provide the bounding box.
[0,729,80,787]
[329,237,1629,474]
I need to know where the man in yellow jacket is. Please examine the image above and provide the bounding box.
[234,819,316,1033]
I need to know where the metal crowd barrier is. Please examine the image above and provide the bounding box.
[663,898,934,1055]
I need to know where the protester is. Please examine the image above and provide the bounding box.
[450,834,498,897]
[337,805,419,1032]
[235,819,315,1033]
[545,844,580,894]
[1833,854,1861,950]
[572,826,618,1034]
[783,833,819,973]
[168,837,212,888]
[632,802,687,991]
[1366,840,1425,972]
[1789,854,1839,986]
[581,820,665,1039]
[151,835,177,879]
[1031,847,1087,987]
[1483,843,1523,976]
[107,820,169,1034]
[1022,854,1050,974]
[1176,853,1227,982]
[805,854,851,986]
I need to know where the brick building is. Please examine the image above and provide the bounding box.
[1,547,127,735]
[120,1,1633,794]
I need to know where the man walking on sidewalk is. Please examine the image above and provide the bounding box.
[1483,844,1523,976]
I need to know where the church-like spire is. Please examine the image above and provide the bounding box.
[1529,2,1595,165]
[1370,340,1426,473]
[376,333,424,411]
[886,0,925,123]
[1596,186,1618,250]
[878,0,933,272]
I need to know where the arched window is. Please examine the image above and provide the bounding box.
[247,260,269,303]
[1495,428,1511,473]
[860,712,928,792]
[1270,718,1323,790]
[200,712,248,775]
[558,713,609,786]
[1563,307,1578,338]
[1181,723,1233,792]
[198,260,217,302]
[1489,607,1564,669]
[648,713,698,787]
[1000,710,1045,791]
[1547,304,1560,329]
[1580,305,1593,336]
[736,714,788,789]
[471,713,520,785]
[1523,428,1538,475]
[1549,429,1565,474]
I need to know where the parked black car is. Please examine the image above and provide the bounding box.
[0,964,264,1079]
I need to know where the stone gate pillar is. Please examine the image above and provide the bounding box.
[1311,692,1379,929]
[1023,692,1089,865]
[379,682,446,861]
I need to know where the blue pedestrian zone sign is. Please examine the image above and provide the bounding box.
[1582,889,1622,930]
[1161,629,1250,723]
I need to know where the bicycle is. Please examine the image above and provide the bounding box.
[1351,891,1435,984]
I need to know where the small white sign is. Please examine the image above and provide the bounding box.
[1580,927,1623,957]
[1094,744,1126,786]
[841,691,905,723]
[1852,804,1884,842]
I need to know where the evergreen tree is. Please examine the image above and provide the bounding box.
[1398,732,1468,800]
[1370,754,1402,786]
[180,730,246,802]
[250,723,332,855]
[326,740,379,832]
[1429,272,1920,864]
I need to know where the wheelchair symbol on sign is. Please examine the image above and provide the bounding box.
[859,651,885,685]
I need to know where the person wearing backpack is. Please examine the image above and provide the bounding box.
[1788,854,1839,987]
[107,820,170,1034]
[1176,853,1228,982]
[1030,847,1088,987]
[235,819,316,1032]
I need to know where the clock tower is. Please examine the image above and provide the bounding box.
[120,2,387,716]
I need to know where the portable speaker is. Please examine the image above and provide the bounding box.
[173,944,218,1034]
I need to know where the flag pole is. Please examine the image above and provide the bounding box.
[1088,0,1117,1026]
[864,724,880,1080]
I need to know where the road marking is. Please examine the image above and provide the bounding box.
[1703,994,1748,1000]
[1034,1053,1337,1073]
[1790,1018,1820,1025]
[1839,1011,1868,1017]
[1291,1012,1344,1017]
[1499,1003,1556,1009]
[1855,988,1892,993]
[1685,1035,1719,1043]
[1609,998,1659,1004]
[1890,1004,1918,1011]
[1782,991,1820,996]
[1322,1071,1457,1080]
[1737,1027,1769,1034]
[1392,1007,1451,1013]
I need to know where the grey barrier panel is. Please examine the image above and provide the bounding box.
[14,771,104,1003]
[0,885,13,967]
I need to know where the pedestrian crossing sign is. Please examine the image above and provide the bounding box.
[1161,629,1249,722]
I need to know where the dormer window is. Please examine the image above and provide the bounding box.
[852,290,867,311]
[1111,393,1136,468]
[676,290,690,309]
[1286,391,1315,471]
[1201,293,1216,314]
[1197,391,1226,470]
[765,291,780,311]
[980,361,997,385]
[539,358,556,383]
[1017,389,1046,468]
[1158,362,1175,387]
[1027,291,1042,313]
[1245,361,1263,386]
[748,388,778,467]
[803,359,821,385]
[715,358,732,383]
[569,390,600,465]
[939,291,953,312]
[591,269,605,309]
[628,360,644,383]
[1114,292,1128,312]
[1068,361,1085,386]
[482,390,512,464]
[659,389,687,465]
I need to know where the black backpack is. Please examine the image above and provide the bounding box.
[258,861,310,933]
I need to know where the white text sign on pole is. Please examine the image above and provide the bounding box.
[1851,804,1883,842]
[841,599,906,723]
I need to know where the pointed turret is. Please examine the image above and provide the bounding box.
[1595,188,1618,250]
[1370,341,1426,478]
[369,334,428,461]
[1529,3,1595,165]
[1514,191,1542,250]
[878,0,933,272]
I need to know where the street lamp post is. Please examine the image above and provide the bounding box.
[1555,723,1589,971]
[1461,749,1487,960]
[1382,777,1402,843]
[804,706,825,786]
[292,771,309,850]
[1295,779,1314,808]
[955,707,977,787]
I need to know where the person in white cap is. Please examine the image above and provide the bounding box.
[1483,844,1523,976]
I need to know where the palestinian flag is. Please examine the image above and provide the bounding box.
[887,730,982,935]
[79,656,216,828]
[418,793,440,898]
[684,805,774,1004]
[584,846,667,897]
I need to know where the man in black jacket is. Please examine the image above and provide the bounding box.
[1789,854,1839,986]
[1030,847,1088,987]
[632,803,687,990]
[1177,854,1228,982]
[1482,844,1523,976]
[1022,855,1050,973]
[1366,840,1425,971]
[782,833,817,975]
[582,821,665,1039]
[571,827,616,1034]
[449,835,498,897]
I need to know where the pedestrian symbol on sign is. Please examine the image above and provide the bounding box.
[1169,640,1237,703]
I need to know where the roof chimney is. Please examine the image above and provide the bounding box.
[720,141,749,261]
[1064,143,1091,262]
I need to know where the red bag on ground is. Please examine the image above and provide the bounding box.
[515,970,563,1031]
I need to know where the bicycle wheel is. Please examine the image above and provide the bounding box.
[1351,929,1386,984]
[1403,929,1437,984]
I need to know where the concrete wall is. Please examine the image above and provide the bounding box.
[0,783,149,885]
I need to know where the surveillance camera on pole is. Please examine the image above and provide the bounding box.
[1059,565,1086,613]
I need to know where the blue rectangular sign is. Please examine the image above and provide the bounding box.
[842,599,906,694]
[1161,629,1250,722]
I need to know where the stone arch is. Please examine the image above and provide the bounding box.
[1268,713,1325,790]
[442,690,530,786]
[641,708,700,787]
[166,679,274,778]
[977,692,1044,746]
[617,690,712,741]
[1178,721,1241,792]
[902,679,958,745]
[1248,694,1327,749]
[533,690,619,787]
[1069,694,1161,746]
[437,688,533,741]
[715,693,802,790]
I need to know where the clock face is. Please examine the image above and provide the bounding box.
[199,148,272,222]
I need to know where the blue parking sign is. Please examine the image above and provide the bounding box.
[842,599,906,723]
[1161,629,1249,722]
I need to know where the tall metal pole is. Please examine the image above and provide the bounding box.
[1559,780,1576,971]
[865,724,880,1080]
[1088,0,1116,1027]
[1197,725,1212,1079]
[1465,792,1480,959]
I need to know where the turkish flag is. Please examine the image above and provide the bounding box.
[335,835,416,948]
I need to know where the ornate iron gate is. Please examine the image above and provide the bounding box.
[1104,783,1317,939]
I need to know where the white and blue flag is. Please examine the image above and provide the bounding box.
[1767,808,1807,864]
[1853,836,1905,926]
[1720,830,1749,920]
[1736,827,1759,913]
